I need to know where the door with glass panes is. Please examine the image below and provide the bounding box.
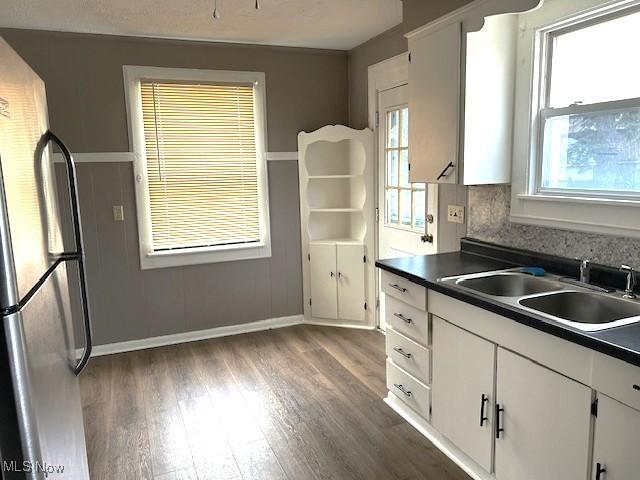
[377,85,434,329]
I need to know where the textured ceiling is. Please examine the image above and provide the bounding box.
[0,0,403,50]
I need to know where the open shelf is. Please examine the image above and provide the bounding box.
[307,174,359,179]
[308,211,366,243]
[305,139,366,176]
[307,176,365,210]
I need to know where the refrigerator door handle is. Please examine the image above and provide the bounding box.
[43,130,93,375]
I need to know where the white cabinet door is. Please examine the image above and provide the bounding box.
[408,22,461,184]
[432,317,496,472]
[336,244,365,322]
[495,348,591,480]
[309,243,337,320]
[592,394,640,480]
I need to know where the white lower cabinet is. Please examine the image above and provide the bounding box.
[387,359,431,420]
[309,243,365,322]
[381,279,640,480]
[494,348,592,480]
[432,317,495,472]
[592,394,640,480]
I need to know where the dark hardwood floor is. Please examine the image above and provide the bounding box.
[80,325,470,480]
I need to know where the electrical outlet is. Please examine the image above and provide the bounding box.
[113,205,124,222]
[447,205,465,224]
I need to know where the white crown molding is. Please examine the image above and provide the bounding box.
[77,314,303,358]
[53,152,136,163]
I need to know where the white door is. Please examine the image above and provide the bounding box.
[377,85,432,260]
[495,348,592,480]
[336,244,365,322]
[592,394,640,480]
[431,317,496,472]
[377,85,434,330]
[309,243,337,320]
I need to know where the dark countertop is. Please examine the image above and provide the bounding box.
[376,249,640,368]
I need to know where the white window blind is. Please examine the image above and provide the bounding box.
[140,81,260,252]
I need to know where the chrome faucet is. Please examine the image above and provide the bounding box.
[620,265,636,299]
[580,259,591,284]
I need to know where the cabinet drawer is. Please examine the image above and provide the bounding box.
[593,353,640,412]
[385,296,429,346]
[382,271,427,311]
[386,359,431,420]
[386,328,430,384]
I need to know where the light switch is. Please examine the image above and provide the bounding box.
[113,205,124,222]
[447,205,465,224]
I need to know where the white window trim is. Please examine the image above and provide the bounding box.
[123,65,271,269]
[510,0,640,238]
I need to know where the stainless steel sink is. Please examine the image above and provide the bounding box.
[519,291,640,331]
[456,272,564,297]
[438,268,640,332]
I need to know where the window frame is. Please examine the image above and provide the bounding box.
[510,0,640,239]
[535,6,640,200]
[123,65,271,269]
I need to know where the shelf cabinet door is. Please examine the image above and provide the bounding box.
[592,395,640,480]
[336,244,365,322]
[309,244,337,320]
[494,348,591,480]
[432,317,496,472]
[408,22,461,184]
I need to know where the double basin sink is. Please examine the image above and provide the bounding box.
[439,269,640,332]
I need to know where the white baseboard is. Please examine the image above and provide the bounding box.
[384,395,492,480]
[304,318,377,330]
[79,314,303,358]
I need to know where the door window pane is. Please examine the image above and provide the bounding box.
[413,190,426,229]
[400,108,409,147]
[387,150,398,186]
[400,190,412,226]
[386,188,399,224]
[400,150,410,188]
[387,110,399,148]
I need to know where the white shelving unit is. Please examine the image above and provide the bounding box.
[298,125,374,328]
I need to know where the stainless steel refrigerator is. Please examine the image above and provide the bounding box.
[0,37,92,479]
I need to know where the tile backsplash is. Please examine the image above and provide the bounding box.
[467,185,640,269]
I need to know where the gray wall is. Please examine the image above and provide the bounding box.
[2,29,348,345]
[348,0,473,129]
[468,185,640,269]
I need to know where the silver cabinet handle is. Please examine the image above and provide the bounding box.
[393,312,412,324]
[389,283,407,293]
[393,347,412,359]
[394,383,412,397]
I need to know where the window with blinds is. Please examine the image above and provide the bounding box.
[140,80,261,252]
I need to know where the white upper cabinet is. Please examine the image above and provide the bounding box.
[406,0,540,185]
[408,22,461,184]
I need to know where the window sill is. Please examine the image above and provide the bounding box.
[510,193,640,239]
[140,242,272,270]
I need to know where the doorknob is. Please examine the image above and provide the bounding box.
[421,234,434,243]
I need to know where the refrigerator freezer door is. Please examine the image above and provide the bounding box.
[0,37,64,309]
[4,260,89,479]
